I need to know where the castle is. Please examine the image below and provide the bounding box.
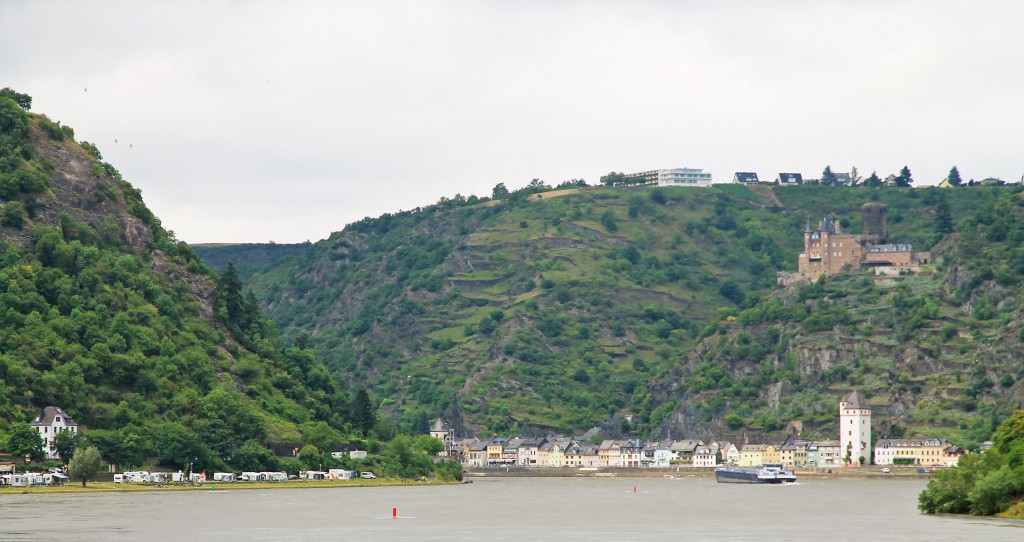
[779,203,930,284]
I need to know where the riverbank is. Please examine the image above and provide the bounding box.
[463,465,934,479]
[0,477,456,494]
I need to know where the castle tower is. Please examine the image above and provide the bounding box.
[839,390,872,466]
[861,203,887,244]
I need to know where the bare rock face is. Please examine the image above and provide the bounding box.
[19,125,153,251]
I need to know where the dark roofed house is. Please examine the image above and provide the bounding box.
[30,406,79,459]
[733,172,760,184]
[777,173,803,185]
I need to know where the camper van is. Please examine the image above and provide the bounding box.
[172,471,186,483]
[148,472,170,483]
[212,472,237,483]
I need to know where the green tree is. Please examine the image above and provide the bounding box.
[300,421,345,452]
[69,446,103,487]
[491,183,509,199]
[935,195,954,235]
[947,166,962,186]
[351,388,376,437]
[233,440,280,471]
[414,434,444,456]
[5,423,44,462]
[599,172,628,186]
[863,171,882,188]
[2,201,26,229]
[297,444,323,470]
[821,166,837,186]
[155,422,210,470]
[896,166,913,187]
[53,429,80,461]
[0,87,32,110]
[600,209,618,233]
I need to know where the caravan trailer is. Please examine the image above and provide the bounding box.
[148,472,170,483]
[4,474,29,487]
[212,472,237,483]
[123,471,149,483]
[300,470,327,480]
[171,471,186,483]
[240,472,263,482]
[328,469,354,480]
[262,471,287,482]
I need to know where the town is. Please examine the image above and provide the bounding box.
[436,391,966,471]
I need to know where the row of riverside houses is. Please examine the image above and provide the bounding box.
[451,436,742,469]
[434,392,966,469]
[444,435,963,471]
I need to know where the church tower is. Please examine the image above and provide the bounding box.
[839,390,871,466]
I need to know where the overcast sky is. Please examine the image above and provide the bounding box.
[3,1,1022,243]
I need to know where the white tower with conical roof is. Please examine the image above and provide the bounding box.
[839,390,872,466]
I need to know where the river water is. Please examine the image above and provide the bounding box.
[1,476,1020,541]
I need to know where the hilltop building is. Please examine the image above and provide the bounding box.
[778,203,930,284]
[29,406,78,459]
[777,173,803,185]
[624,168,713,187]
[839,391,871,466]
[733,172,760,184]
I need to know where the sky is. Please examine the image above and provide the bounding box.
[2,1,1022,243]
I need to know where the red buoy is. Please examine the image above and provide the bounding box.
[633,486,637,493]
[393,507,397,518]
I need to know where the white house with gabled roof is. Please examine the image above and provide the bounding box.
[29,406,78,459]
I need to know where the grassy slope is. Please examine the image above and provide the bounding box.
[214,183,1002,437]
[0,106,350,470]
[666,187,1024,448]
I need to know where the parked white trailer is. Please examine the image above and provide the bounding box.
[172,471,186,483]
[328,469,354,480]
[123,471,150,483]
[240,471,262,482]
[4,474,29,487]
[148,472,170,483]
[300,470,327,480]
[212,472,237,483]
[262,471,287,481]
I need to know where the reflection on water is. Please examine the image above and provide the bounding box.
[0,477,1020,541]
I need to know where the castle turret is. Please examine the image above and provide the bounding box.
[839,390,872,466]
[862,203,887,244]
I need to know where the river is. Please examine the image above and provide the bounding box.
[1,476,1020,541]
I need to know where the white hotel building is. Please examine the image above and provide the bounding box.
[625,168,713,187]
